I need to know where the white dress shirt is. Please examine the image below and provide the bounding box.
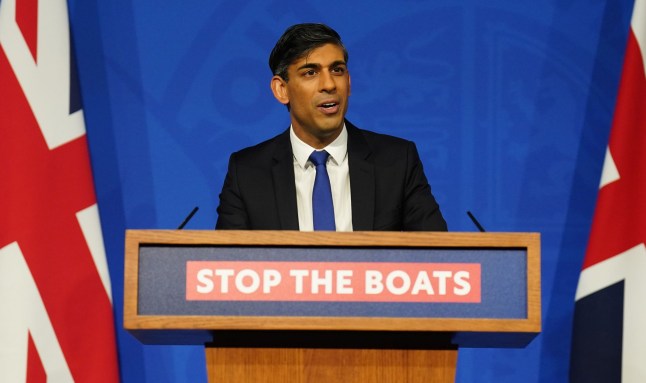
[290,125,353,231]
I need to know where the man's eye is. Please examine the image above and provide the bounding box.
[303,70,316,76]
[332,67,346,74]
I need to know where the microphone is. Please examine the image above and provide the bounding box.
[466,211,486,232]
[177,206,199,230]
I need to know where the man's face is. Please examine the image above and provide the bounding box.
[271,43,350,148]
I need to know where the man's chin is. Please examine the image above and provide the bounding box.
[316,118,344,134]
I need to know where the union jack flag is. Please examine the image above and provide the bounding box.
[570,0,646,382]
[0,0,120,381]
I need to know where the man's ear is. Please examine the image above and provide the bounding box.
[270,76,289,105]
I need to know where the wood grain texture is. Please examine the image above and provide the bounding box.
[205,347,457,383]
[126,229,537,248]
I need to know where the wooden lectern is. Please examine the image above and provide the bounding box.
[124,231,540,382]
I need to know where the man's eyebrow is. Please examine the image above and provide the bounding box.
[297,63,321,71]
[296,60,347,71]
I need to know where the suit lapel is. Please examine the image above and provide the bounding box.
[347,122,375,230]
[272,129,300,230]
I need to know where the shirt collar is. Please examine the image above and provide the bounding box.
[290,124,348,168]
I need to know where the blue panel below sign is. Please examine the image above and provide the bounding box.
[138,246,527,319]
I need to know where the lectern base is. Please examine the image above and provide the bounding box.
[205,347,457,382]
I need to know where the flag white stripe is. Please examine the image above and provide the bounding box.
[633,0,646,77]
[77,205,113,303]
[599,148,620,188]
[575,244,646,383]
[0,0,85,150]
[0,242,74,382]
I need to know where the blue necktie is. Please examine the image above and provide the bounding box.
[309,150,335,231]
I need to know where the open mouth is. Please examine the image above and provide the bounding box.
[318,101,340,114]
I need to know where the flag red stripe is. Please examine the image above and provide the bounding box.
[15,0,39,62]
[27,332,46,383]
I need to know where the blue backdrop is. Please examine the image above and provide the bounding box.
[66,0,634,381]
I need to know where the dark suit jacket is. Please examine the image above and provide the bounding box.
[216,121,447,231]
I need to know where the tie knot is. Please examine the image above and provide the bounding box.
[309,150,330,167]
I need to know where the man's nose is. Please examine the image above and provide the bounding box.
[319,70,336,92]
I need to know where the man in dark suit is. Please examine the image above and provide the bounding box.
[216,23,446,232]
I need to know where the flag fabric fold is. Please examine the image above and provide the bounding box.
[570,0,646,382]
[0,0,120,381]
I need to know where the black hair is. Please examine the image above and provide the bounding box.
[269,23,348,81]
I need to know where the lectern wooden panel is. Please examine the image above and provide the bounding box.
[124,231,540,382]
